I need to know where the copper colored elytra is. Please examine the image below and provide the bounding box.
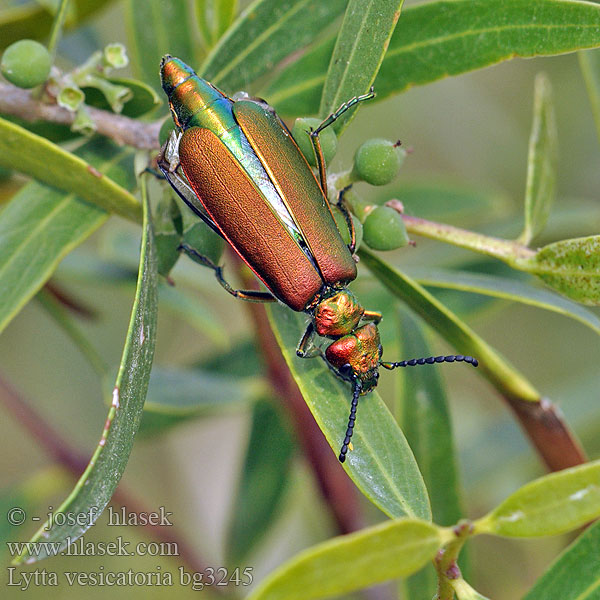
[157,56,478,462]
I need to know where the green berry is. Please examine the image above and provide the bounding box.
[292,118,338,167]
[362,206,409,250]
[159,117,175,146]
[332,207,363,250]
[352,138,405,186]
[1,40,51,89]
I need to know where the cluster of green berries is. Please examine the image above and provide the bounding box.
[293,118,409,251]
[1,40,52,89]
[2,38,131,136]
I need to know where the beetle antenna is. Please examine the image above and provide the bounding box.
[339,378,363,463]
[380,355,478,369]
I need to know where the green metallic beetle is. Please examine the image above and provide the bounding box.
[158,56,478,463]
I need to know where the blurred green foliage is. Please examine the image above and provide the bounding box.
[1,1,600,599]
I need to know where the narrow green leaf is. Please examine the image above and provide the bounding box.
[180,208,225,266]
[265,34,336,115]
[82,77,162,118]
[195,0,214,49]
[125,0,196,90]
[376,0,600,100]
[157,283,227,348]
[398,310,464,600]
[153,190,182,277]
[515,235,600,306]
[0,0,111,50]
[519,73,558,245]
[475,459,600,538]
[268,305,431,521]
[319,0,403,134]
[579,48,600,144]
[200,339,263,378]
[404,266,600,337]
[143,366,258,414]
[248,518,447,600]
[196,0,238,50]
[0,118,141,222]
[524,520,600,600]
[1,115,79,145]
[201,0,348,93]
[12,175,158,565]
[227,398,295,565]
[397,310,464,526]
[55,246,228,348]
[36,288,108,378]
[213,0,238,42]
[56,251,136,284]
[358,249,541,403]
[266,0,600,115]
[0,183,106,334]
[0,139,135,335]
[138,365,258,437]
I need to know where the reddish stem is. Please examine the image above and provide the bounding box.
[508,397,587,472]
[44,280,97,319]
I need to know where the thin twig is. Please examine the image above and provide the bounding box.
[0,82,161,150]
[43,280,98,319]
[508,397,587,472]
[387,201,535,262]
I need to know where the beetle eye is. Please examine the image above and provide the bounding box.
[339,364,354,379]
[378,344,383,357]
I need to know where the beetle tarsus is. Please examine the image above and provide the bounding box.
[179,243,277,303]
[336,185,357,253]
[313,89,376,136]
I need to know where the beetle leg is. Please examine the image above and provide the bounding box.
[160,166,225,238]
[296,322,323,359]
[336,185,357,253]
[179,243,277,303]
[309,89,376,242]
[312,87,376,137]
[308,128,329,197]
[143,167,166,180]
[361,310,382,325]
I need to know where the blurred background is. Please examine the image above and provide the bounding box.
[1,0,599,598]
